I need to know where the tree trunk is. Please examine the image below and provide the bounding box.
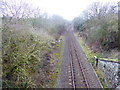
[118,2,120,50]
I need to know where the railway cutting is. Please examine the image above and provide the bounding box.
[59,30,102,88]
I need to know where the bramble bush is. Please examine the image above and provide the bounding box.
[2,7,66,88]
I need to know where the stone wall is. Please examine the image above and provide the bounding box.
[98,61,119,88]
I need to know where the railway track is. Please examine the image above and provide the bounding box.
[68,32,89,88]
[60,30,102,88]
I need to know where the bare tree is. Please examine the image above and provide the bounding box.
[0,0,33,19]
[33,7,41,18]
[83,2,117,20]
[118,2,120,49]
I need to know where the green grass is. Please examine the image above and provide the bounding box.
[74,33,102,66]
[49,36,64,88]
[74,33,108,88]
[98,58,119,62]
[75,33,119,63]
[95,69,107,88]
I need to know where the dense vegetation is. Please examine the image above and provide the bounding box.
[73,2,119,52]
[73,2,120,88]
[1,0,120,88]
[1,0,67,88]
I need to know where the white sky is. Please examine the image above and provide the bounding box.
[21,0,120,20]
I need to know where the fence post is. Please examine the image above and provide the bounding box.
[94,56,98,67]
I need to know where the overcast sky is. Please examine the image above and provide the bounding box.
[13,0,120,20]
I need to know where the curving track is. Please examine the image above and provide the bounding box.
[59,30,102,88]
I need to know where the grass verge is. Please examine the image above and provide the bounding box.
[49,36,64,88]
[74,33,108,88]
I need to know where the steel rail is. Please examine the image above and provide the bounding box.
[68,33,76,89]
[71,32,89,88]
